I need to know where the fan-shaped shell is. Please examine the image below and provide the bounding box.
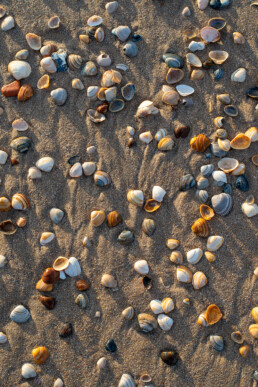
[10,305,30,323]
[218,157,239,173]
[50,208,64,224]
[112,25,131,41]
[144,199,161,213]
[90,210,105,227]
[191,218,210,237]
[118,230,134,244]
[162,90,180,105]
[122,306,134,320]
[87,86,99,99]
[8,60,32,80]
[106,211,122,227]
[187,248,203,264]
[205,251,216,262]
[180,174,196,191]
[210,335,224,351]
[161,297,174,313]
[32,346,49,364]
[196,190,208,203]
[186,53,202,67]
[209,50,229,64]
[40,232,55,245]
[101,70,122,87]
[177,265,193,283]
[170,250,183,264]
[245,126,258,142]
[231,331,244,344]
[211,193,232,216]
[249,324,258,338]
[87,15,103,27]
[136,100,159,117]
[40,57,57,73]
[176,84,194,97]
[198,313,209,327]
[118,373,136,387]
[36,156,54,172]
[26,33,41,50]
[207,236,224,252]
[11,193,30,210]
[95,27,105,42]
[206,304,222,325]
[201,26,220,43]
[239,345,250,358]
[138,313,157,332]
[123,41,138,57]
[75,293,87,309]
[231,162,245,175]
[157,314,173,331]
[139,131,153,144]
[63,257,80,277]
[1,15,14,31]
[150,299,163,314]
[212,170,227,186]
[192,271,208,290]
[233,32,245,44]
[190,134,210,152]
[230,133,251,149]
[200,205,214,220]
[166,239,180,250]
[127,190,144,206]
[21,363,36,379]
[231,68,246,83]
[18,84,33,101]
[158,136,174,151]
[101,273,117,288]
[68,54,83,70]
[188,41,205,52]
[155,128,167,141]
[0,197,12,212]
[12,118,28,131]
[142,218,156,236]
[191,69,205,80]
[242,202,258,218]
[134,260,149,275]
[94,171,111,187]
[10,136,31,152]
[50,88,67,106]
[152,186,166,202]
[0,332,7,344]
[166,68,184,84]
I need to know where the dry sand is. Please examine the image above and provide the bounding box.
[0,0,257,386]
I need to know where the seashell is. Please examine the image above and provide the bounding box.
[75,293,87,309]
[123,41,138,58]
[97,101,109,114]
[248,86,258,99]
[118,373,136,387]
[1,80,20,97]
[162,90,180,105]
[196,190,208,203]
[16,216,26,228]
[197,0,209,10]
[166,68,184,84]
[210,335,224,351]
[81,61,97,76]
[201,164,214,178]
[187,248,203,264]
[50,208,64,224]
[95,27,105,42]
[97,53,111,66]
[239,345,250,358]
[179,174,196,191]
[208,17,227,30]
[218,157,238,174]
[26,33,41,50]
[40,232,55,245]
[122,306,134,320]
[48,15,60,29]
[211,193,232,216]
[241,202,258,218]
[39,296,56,310]
[191,69,205,80]
[0,220,16,235]
[1,15,15,31]
[245,195,255,205]
[177,265,193,283]
[97,357,107,371]
[224,105,238,117]
[134,260,149,275]
[139,374,152,383]
[163,53,184,68]
[136,100,159,117]
[87,86,99,99]
[64,257,81,277]
[200,204,214,220]
[94,171,111,187]
[72,78,84,90]
[21,363,36,379]
[150,300,163,314]
[188,41,205,52]
[212,170,227,186]
[139,131,153,144]
[176,84,194,97]
[127,126,135,136]
[101,70,122,87]
[160,350,179,365]
[81,162,96,177]
[118,230,134,244]
[50,88,67,106]
[79,34,90,44]
[0,197,11,211]
[127,137,136,147]
[8,60,32,81]
[0,332,7,344]
[90,210,105,227]
[230,133,251,150]
[75,279,90,291]
[142,218,156,236]
[69,162,82,178]
[40,43,57,57]
[201,26,220,43]
[205,251,216,262]
[59,322,73,338]
[152,186,166,202]
[233,32,245,44]
[166,239,179,250]
[51,49,67,72]
[54,379,64,387]
[191,218,209,237]
[121,83,135,101]
[106,211,122,228]
[197,177,209,189]
[142,276,152,290]
[252,155,258,166]
[112,26,131,42]
[245,127,258,142]
[214,68,224,81]
[207,236,224,251]
[10,136,31,153]
[231,331,244,344]
[209,50,229,64]
[211,142,228,158]
[40,57,57,73]
[0,255,7,267]
[42,268,59,284]
[36,279,53,291]
[116,64,129,72]
[106,1,118,14]
[109,99,125,112]
[161,297,174,313]
[11,193,30,210]
[206,304,222,325]
[138,313,157,332]
[251,307,258,323]
[37,74,50,89]
[157,314,173,331]
[231,68,246,83]
[192,271,208,290]
[12,118,28,131]
[186,53,202,68]
[216,129,227,139]
[104,87,117,101]
[190,134,210,153]
[198,313,209,327]
[158,136,174,151]
[235,175,249,192]
[87,109,106,123]
[144,199,161,213]
[32,347,49,364]
[217,94,231,104]
[170,250,183,264]
[249,324,258,338]
[87,15,103,27]
[68,54,83,70]
[10,305,30,323]
[101,273,117,288]
[0,7,5,18]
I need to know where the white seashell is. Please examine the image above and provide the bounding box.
[105,1,119,14]
[127,190,144,206]
[116,63,129,72]
[50,88,67,106]
[186,53,202,67]
[112,25,131,41]
[101,273,117,288]
[40,57,57,73]
[87,15,103,27]
[197,0,209,10]
[176,84,194,96]
[59,271,66,280]
[12,118,28,131]
[231,68,246,82]
[161,297,174,313]
[87,86,99,100]
[118,373,136,387]
[241,202,258,218]
[1,15,15,31]
[139,131,153,144]
[40,232,55,245]
[231,163,245,175]
[36,157,54,172]
[105,86,117,102]
[212,170,227,186]
[218,138,231,152]
[127,126,135,136]
[28,167,42,179]
[54,378,64,387]
[150,300,163,314]
[192,271,208,290]
[0,332,7,343]
[122,306,134,320]
[72,78,84,90]
[152,186,166,202]
[65,257,81,277]
[136,100,159,117]
[97,53,112,67]
[87,145,96,154]
[218,158,239,173]
[188,41,205,52]
[245,127,258,142]
[182,6,191,16]
[8,60,31,80]
[82,161,96,176]
[0,150,8,165]
[134,260,149,275]
[97,357,107,371]
[187,248,203,264]
[50,208,64,224]
[176,265,193,283]
[21,363,36,379]
[207,236,224,251]
[157,314,173,331]
[83,236,91,247]
[10,305,30,323]
[0,255,7,268]
[69,162,82,177]
[155,128,167,141]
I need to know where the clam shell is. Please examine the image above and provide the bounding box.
[0,7,5,18]
[249,324,258,338]
[211,193,232,216]
[40,43,57,57]
[12,118,28,131]
[94,171,111,187]
[233,32,245,44]
[206,304,222,325]
[64,257,81,277]
[166,68,184,84]
[142,218,156,236]
[235,175,249,192]
[150,299,163,314]
[187,248,203,264]
[201,26,220,43]
[155,128,167,141]
[101,70,122,87]
[200,204,214,220]
[48,15,60,29]
[82,162,96,176]
[188,41,205,52]
[75,279,90,291]
[54,379,64,387]
[196,189,208,203]
[191,218,209,237]
[198,313,209,326]
[231,163,246,175]
[157,314,173,331]
[0,332,7,344]
[50,208,64,224]
[10,305,30,323]
[107,211,122,227]
[217,94,231,104]
[0,220,16,235]
[122,306,134,320]
[87,15,103,27]
[69,162,82,177]
[53,256,69,271]
[231,68,246,82]
[191,69,205,80]
[0,150,8,165]
[158,136,174,151]
[218,138,231,151]
[207,236,224,251]
[40,57,57,73]
[11,193,30,210]
[212,170,227,186]
[97,53,111,67]
[239,345,250,358]
[247,86,258,99]
[50,88,67,106]
[1,15,15,31]
[10,136,31,153]
[138,313,157,332]
[75,294,87,309]
[170,250,183,264]
[134,260,149,275]
[231,331,244,344]
[95,27,105,42]
[105,1,118,14]
[192,271,208,290]
[109,99,125,112]
[136,100,159,117]
[205,251,216,262]
[39,295,56,310]
[210,335,224,351]
[97,357,107,371]
[152,186,166,202]
[186,53,202,67]
[82,61,97,76]
[241,202,258,218]
[87,86,99,99]
[208,17,227,30]
[32,346,49,365]
[37,74,50,89]
[79,34,90,43]
[116,63,129,71]
[87,109,106,123]
[245,126,258,142]
[197,177,209,189]
[121,83,135,101]
[190,134,210,152]
[36,279,53,291]
[180,174,196,191]
[42,268,59,284]
[216,129,227,139]
[160,350,179,365]
[162,90,180,105]
[163,53,184,68]
[252,307,258,323]
[68,54,83,70]
[101,273,117,288]
[144,199,161,212]
[224,105,239,117]
[211,143,228,158]
[118,373,136,387]
[230,133,251,150]
[40,232,55,245]
[118,230,134,244]
[112,25,131,41]
[0,197,11,212]
[176,84,194,97]
[166,239,179,250]
[218,157,239,173]
[21,363,36,379]
[127,190,144,206]
[209,50,229,64]
[90,210,105,227]
[177,265,193,283]
[123,41,138,57]
[161,297,174,313]
[139,131,153,144]
[26,33,41,50]
[17,84,33,101]
[197,0,209,10]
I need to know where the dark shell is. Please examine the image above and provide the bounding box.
[142,276,152,290]
[11,158,19,166]
[10,137,31,153]
[224,105,238,117]
[174,125,190,138]
[97,102,109,114]
[131,33,142,42]
[160,350,179,366]
[209,0,230,9]
[202,59,215,70]
[85,26,96,39]
[179,174,196,191]
[214,68,224,81]
[142,218,156,236]
[39,296,56,310]
[235,175,249,192]
[247,86,258,99]
[68,155,80,165]
[208,17,227,30]
[163,53,184,69]
[182,98,193,107]
[121,83,135,101]
[109,99,125,113]
[223,183,232,195]
[210,335,224,351]
[0,220,16,235]
[59,322,73,338]
[123,41,138,57]
[51,50,68,72]
[127,137,136,147]
[75,279,91,291]
[105,339,117,352]
[118,230,134,245]
[107,211,122,227]
[42,268,60,284]
[211,143,228,158]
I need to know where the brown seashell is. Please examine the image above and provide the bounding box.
[144,199,161,213]
[79,34,90,44]
[191,218,209,237]
[42,268,60,284]
[0,220,16,235]
[191,69,205,80]
[96,102,109,114]
[16,216,27,227]
[174,125,190,138]
[200,204,214,220]
[17,84,33,101]
[107,211,122,227]
[39,296,56,310]
[170,251,183,264]
[75,279,90,291]
[190,134,210,152]
[127,137,136,147]
[162,90,180,105]
[10,157,19,166]
[166,68,184,84]
[192,271,208,290]
[36,279,53,292]
[231,331,244,344]
[209,50,229,65]
[239,345,250,358]
[37,74,50,89]
[200,26,220,43]
[0,197,12,212]
[1,80,21,97]
[205,304,222,325]
[249,324,258,338]
[230,134,251,150]
[32,346,49,364]
[59,322,73,338]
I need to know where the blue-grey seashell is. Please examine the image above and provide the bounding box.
[68,155,81,165]
[50,208,64,224]
[211,193,232,216]
[94,171,111,187]
[123,41,138,57]
[121,83,135,101]
[50,88,67,106]
[223,183,232,195]
[118,230,134,245]
[132,33,142,42]
[211,143,228,158]
[235,175,249,192]
[105,339,117,353]
[182,98,194,107]
[179,174,196,191]
[112,26,131,42]
[51,49,68,72]
[81,61,97,76]
[201,164,214,177]
[247,86,258,99]
[197,177,209,189]
[10,305,30,323]
[196,189,208,203]
[214,68,224,81]
[210,335,224,351]
[205,152,212,160]
[224,105,238,117]
[252,370,258,382]
[10,137,31,153]
[210,0,230,9]
[163,53,184,69]
[109,99,125,112]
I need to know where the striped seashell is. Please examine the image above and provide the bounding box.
[177,265,192,283]
[192,271,208,290]
[233,32,245,44]
[107,211,122,227]
[0,332,7,344]
[101,273,117,288]
[11,193,30,210]
[191,218,209,237]
[95,27,105,42]
[198,313,209,327]
[36,156,54,172]
[139,131,153,144]
[87,86,99,99]
[142,218,156,236]
[138,313,157,332]
[218,138,231,152]
[72,78,84,90]
[155,128,167,141]
[10,305,30,323]
[207,236,224,252]
[32,346,49,364]
[21,363,36,379]
[245,126,258,142]
[36,279,53,291]
[10,136,31,152]
[210,335,224,351]
[166,239,179,250]
[211,193,232,216]
[170,250,183,264]
[161,297,174,313]
[118,373,136,387]
[205,251,216,262]
[94,170,111,187]
[127,190,144,206]
[249,324,258,339]
[196,189,208,203]
[68,54,83,70]
[122,306,134,320]
[0,197,12,211]
[157,314,173,331]
[118,230,134,244]
[90,210,105,227]
[190,134,210,153]
[40,232,55,245]
[251,307,258,323]
[65,257,81,277]
[214,117,224,128]
[187,248,203,264]
[158,136,174,151]
[239,345,250,358]
[134,260,149,275]
[149,299,163,314]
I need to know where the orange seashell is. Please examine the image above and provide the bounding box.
[190,134,210,153]
[205,304,222,325]
[230,133,251,150]
[144,199,161,213]
[75,279,91,291]
[249,324,258,338]
[205,251,216,262]
[200,204,214,220]
[192,271,208,290]
[36,279,53,292]
[0,197,12,212]
[11,193,30,210]
[16,216,27,227]
[239,345,250,358]
[252,155,258,166]
[191,218,210,237]
[107,211,122,227]
[17,84,33,101]
[42,268,60,284]
[37,74,50,89]
[32,346,49,364]
[1,80,21,97]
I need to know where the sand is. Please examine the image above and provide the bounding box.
[0,0,257,386]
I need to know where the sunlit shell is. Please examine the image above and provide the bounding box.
[48,15,60,29]
[170,250,183,264]
[239,345,250,358]
[233,32,245,44]
[37,74,50,89]
[152,186,166,202]
[166,68,184,84]
[68,54,83,70]
[142,218,156,236]
[154,129,167,142]
[0,150,8,164]
[0,332,7,344]
[100,70,122,87]
[82,161,96,176]
[166,239,179,250]
[40,232,55,245]
[217,138,230,152]
[198,313,209,327]
[208,17,227,30]
[177,265,193,283]
[79,34,90,44]
[241,202,258,218]
[190,134,210,152]
[138,313,157,332]
[206,304,222,325]
[101,273,117,288]
[50,208,64,224]
[90,210,105,227]
[157,314,173,331]
[64,257,81,277]
[106,211,122,228]
[72,78,84,90]
[191,218,209,237]
[105,87,117,101]
[53,256,69,271]
[231,68,246,82]
[245,126,258,142]
[161,297,174,313]
[158,136,174,151]
[211,193,232,216]
[42,268,59,284]
[212,170,227,186]
[95,27,105,42]
[192,271,207,290]
[187,248,203,264]
[40,57,57,73]
[144,199,161,213]
[207,236,224,252]
[118,374,136,387]
[10,305,31,323]
[186,53,202,67]
[21,363,37,379]
[127,126,135,136]
[1,15,15,31]
[191,69,205,80]
[249,324,258,338]
[231,331,244,344]
[26,33,42,50]
[251,307,258,323]
[230,133,251,149]
[139,131,153,144]
[134,260,149,275]
[11,193,30,210]
[200,205,214,220]
[32,347,49,365]
[8,60,32,80]
[162,90,180,105]
[0,197,12,212]
[94,171,111,186]
[40,43,57,57]
[218,157,239,173]
[50,88,67,106]
[210,335,224,351]
[200,26,220,43]
[87,15,103,27]
[127,190,144,206]
[97,53,112,67]
[209,50,229,64]
[188,41,205,52]
[136,100,159,117]
[176,84,194,97]
[69,162,82,177]
[149,299,163,314]
[122,306,134,320]
[75,293,87,309]
[205,251,216,262]
[12,118,28,131]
